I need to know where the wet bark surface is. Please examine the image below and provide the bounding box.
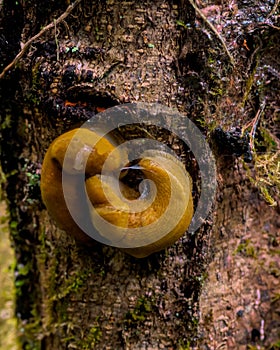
[200,158,280,349]
[0,0,279,349]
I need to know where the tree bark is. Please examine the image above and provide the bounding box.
[1,0,279,349]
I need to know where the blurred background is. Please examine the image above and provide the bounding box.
[0,200,19,350]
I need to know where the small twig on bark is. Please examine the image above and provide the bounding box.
[264,23,280,31]
[266,0,280,19]
[54,19,60,61]
[0,0,82,80]
[188,0,235,66]
[249,101,266,150]
[243,100,266,151]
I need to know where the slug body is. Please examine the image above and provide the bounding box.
[41,128,193,258]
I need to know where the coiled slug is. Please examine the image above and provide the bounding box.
[40,128,194,258]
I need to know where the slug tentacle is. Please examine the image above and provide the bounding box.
[41,128,194,258]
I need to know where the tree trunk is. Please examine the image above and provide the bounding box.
[1,0,279,349]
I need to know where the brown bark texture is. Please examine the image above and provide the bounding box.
[0,0,279,349]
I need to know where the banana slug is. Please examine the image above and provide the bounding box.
[40,128,194,258]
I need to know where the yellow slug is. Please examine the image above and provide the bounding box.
[40,128,194,258]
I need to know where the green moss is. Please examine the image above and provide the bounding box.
[35,229,103,348]
[194,271,208,285]
[53,271,90,301]
[268,261,280,278]
[124,296,154,325]
[178,340,191,350]
[25,62,42,106]
[18,303,42,350]
[259,185,277,207]
[234,239,257,258]
[77,325,102,349]
[269,340,280,349]
[0,113,12,130]
[176,20,189,29]
[241,65,258,108]
[243,126,279,206]
[256,127,278,152]
[272,292,280,303]
[14,261,33,297]
[247,343,280,350]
